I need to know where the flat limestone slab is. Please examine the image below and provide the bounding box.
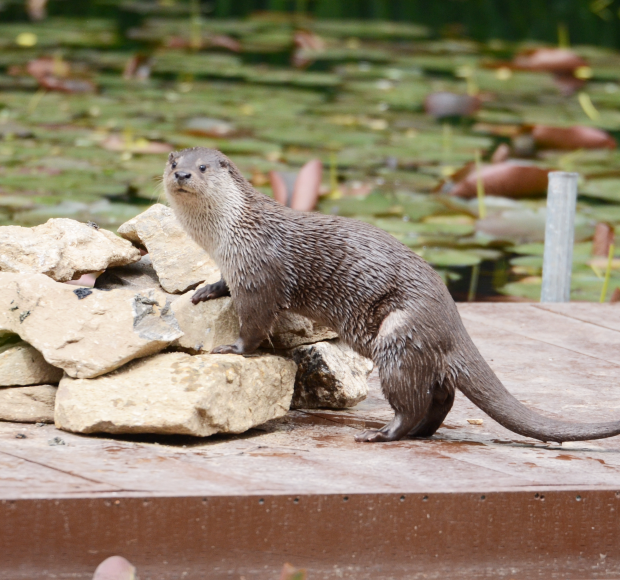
[55,352,297,437]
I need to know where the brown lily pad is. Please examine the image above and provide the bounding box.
[532,125,616,150]
[592,222,615,257]
[511,48,587,74]
[446,162,551,199]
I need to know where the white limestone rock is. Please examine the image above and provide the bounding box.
[0,384,56,423]
[118,204,220,294]
[170,280,337,353]
[0,218,140,282]
[171,293,239,353]
[0,339,63,386]
[55,352,297,437]
[288,340,373,409]
[0,273,182,379]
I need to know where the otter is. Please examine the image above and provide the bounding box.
[164,147,620,444]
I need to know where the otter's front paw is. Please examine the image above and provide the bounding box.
[191,280,230,305]
[211,344,243,355]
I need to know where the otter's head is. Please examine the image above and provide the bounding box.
[164,147,236,208]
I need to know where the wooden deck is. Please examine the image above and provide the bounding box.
[2,303,620,580]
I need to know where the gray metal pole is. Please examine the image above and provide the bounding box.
[541,171,579,303]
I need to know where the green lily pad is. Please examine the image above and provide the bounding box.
[581,179,620,203]
[318,192,396,216]
[417,248,482,267]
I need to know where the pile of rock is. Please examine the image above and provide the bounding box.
[0,205,373,437]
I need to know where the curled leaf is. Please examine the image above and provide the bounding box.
[592,222,615,257]
[291,159,322,211]
[270,159,323,211]
[511,48,587,74]
[446,162,551,199]
[532,125,616,150]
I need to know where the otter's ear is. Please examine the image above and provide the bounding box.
[168,152,175,162]
[219,159,229,169]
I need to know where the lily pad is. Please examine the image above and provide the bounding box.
[416,248,482,268]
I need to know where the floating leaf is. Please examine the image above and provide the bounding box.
[184,117,236,138]
[447,162,551,199]
[511,48,588,74]
[532,125,616,150]
[581,178,620,202]
[417,247,482,267]
[424,92,480,120]
[101,135,172,154]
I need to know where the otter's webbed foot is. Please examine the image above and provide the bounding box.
[192,279,230,305]
[355,414,416,443]
[355,429,397,443]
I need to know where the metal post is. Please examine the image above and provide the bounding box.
[541,171,579,303]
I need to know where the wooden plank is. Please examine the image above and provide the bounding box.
[457,303,620,365]
[0,303,619,501]
[0,448,116,496]
[534,302,620,333]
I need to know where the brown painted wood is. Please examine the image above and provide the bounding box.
[1,304,620,578]
[2,491,620,580]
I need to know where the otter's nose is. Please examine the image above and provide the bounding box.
[174,171,191,181]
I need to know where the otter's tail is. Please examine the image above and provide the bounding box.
[455,342,620,443]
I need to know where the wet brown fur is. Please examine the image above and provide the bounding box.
[165,147,620,443]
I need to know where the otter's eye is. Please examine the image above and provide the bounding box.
[171,161,177,169]
[199,164,206,172]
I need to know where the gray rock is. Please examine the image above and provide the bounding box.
[0,218,140,282]
[0,340,63,386]
[0,385,56,423]
[55,352,297,437]
[94,255,162,292]
[268,311,338,349]
[0,273,183,379]
[289,341,373,409]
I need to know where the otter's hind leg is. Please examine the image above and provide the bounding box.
[355,351,434,443]
[409,384,455,438]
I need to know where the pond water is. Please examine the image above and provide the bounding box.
[1,9,620,301]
